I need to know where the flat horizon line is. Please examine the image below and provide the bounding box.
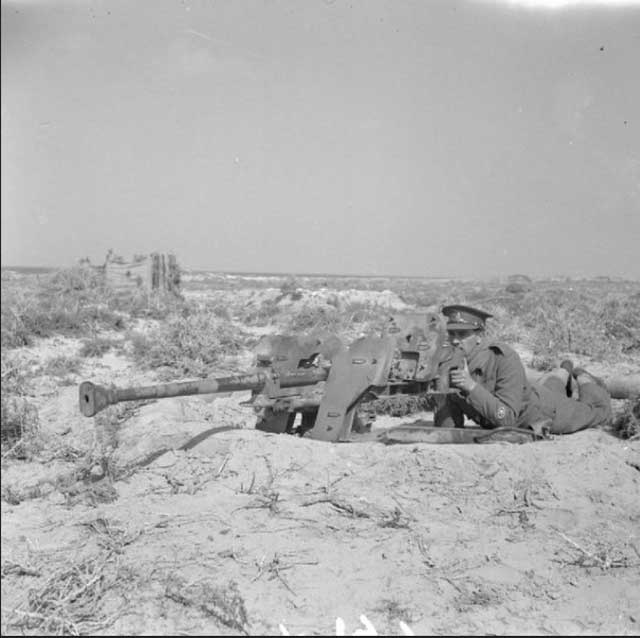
[1,264,637,282]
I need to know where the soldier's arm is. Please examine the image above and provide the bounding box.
[463,349,526,427]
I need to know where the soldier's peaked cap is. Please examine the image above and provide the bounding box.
[441,304,493,331]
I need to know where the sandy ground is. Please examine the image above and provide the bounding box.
[2,290,639,636]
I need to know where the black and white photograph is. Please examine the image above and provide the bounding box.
[1,0,639,634]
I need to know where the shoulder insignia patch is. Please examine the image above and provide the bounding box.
[496,405,507,421]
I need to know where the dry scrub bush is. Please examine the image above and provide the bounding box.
[612,396,640,440]
[397,280,461,308]
[7,551,123,635]
[1,266,117,348]
[78,336,121,358]
[36,355,82,379]
[278,275,303,300]
[131,312,244,377]
[285,305,343,334]
[109,287,185,320]
[207,301,233,321]
[1,359,41,459]
[241,299,281,326]
[1,414,122,503]
[165,575,250,634]
[473,284,640,363]
[344,302,401,339]
[1,285,38,348]
[283,302,387,340]
[1,266,188,349]
[1,397,40,460]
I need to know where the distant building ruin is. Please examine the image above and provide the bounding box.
[82,251,181,294]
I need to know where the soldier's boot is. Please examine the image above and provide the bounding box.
[572,367,607,390]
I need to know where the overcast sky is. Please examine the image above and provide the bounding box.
[2,0,639,278]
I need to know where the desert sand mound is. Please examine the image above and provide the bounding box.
[2,392,639,635]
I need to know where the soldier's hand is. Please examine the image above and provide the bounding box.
[449,359,477,394]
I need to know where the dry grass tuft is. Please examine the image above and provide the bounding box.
[554,529,640,571]
[379,507,412,529]
[284,305,342,334]
[80,516,145,553]
[1,396,40,460]
[1,359,41,460]
[78,336,121,358]
[35,355,83,380]
[372,598,417,626]
[5,551,123,636]
[61,479,120,507]
[165,576,250,634]
[612,396,640,440]
[130,313,245,377]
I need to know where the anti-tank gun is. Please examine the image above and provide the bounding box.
[79,313,458,442]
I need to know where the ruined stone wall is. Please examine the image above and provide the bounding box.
[102,253,180,293]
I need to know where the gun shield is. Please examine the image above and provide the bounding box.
[308,336,396,442]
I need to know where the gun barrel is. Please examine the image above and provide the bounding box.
[79,368,329,417]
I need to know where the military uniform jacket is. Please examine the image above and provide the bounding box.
[435,340,549,429]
